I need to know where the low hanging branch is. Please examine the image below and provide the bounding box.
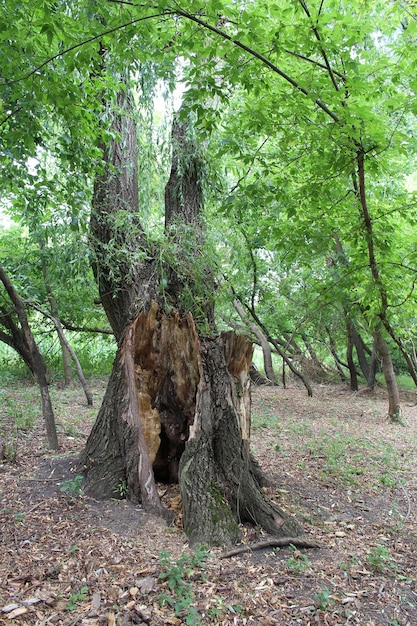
[233,298,313,396]
[27,302,93,406]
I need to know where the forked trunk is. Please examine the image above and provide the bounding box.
[80,89,304,546]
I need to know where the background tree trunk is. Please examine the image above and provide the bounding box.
[233,299,277,384]
[374,329,401,421]
[41,259,73,385]
[367,340,378,390]
[0,265,58,449]
[30,303,93,406]
[346,319,359,391]
[325,327,348,382]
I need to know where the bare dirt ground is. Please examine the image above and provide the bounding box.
[1,378,417,625]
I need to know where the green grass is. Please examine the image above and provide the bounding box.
[299,429,407,488]
[252,406,277,430]
[0,333,115,383]
[395,373,417,391]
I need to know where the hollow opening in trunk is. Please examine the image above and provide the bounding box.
[131,302,201,484]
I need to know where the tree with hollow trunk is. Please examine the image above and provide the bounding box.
[79,94,303,546]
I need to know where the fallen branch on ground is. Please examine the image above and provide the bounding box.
[220,536,321,558]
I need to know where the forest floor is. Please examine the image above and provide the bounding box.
[1,377,417,626]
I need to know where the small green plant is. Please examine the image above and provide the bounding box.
[65,586,89,611]
[115,479,129,498]
[286,544,311,573]
[379,474,397,487]
[14,407,37,431]
[158,548,208,625]
[230,602,245,615]
[2,440,17,463]
[288,420,313,437]
[60,475,84,497]
[314,587,331,611]
[63,422,78,437]
[339,555,357,573]
[14,512,25,523]
[252,408,276,430]
[207,596,226,622]
[367,544,396,573]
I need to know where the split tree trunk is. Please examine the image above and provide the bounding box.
[82,300,302,544]
[79,91,303,546]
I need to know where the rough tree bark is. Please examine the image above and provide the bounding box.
[180,331,300,545]
[79,94,303,546]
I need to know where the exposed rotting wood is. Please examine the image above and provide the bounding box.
[121,320,165,516]
[220,537,322,558]
[132,301,201,483]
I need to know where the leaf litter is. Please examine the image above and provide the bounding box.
[0,378,416,625]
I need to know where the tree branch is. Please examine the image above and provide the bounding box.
[26,302,94,405]
[60,321,114,335]
[3,1,341,126]
[220,536,321,558]
[284,48,345,81]
[229,137,270,193]
[0,13,170,87]
[171,5,340,123]
[297,0,340,92]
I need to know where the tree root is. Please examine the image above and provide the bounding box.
[220,536,322,558]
